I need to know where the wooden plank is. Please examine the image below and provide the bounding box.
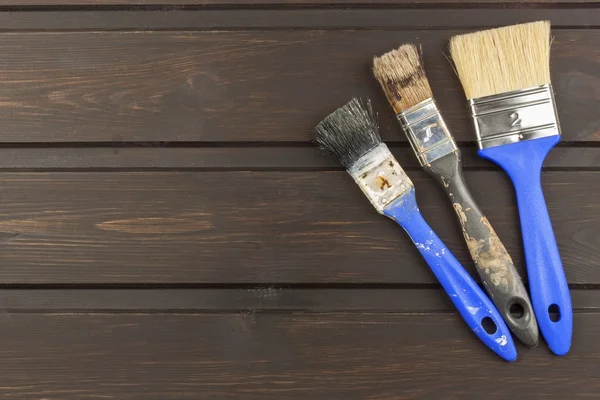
[0,10,597,30]
[0,30,596,143]
[0,312,598,399]
[0,171,595,284]
[0,288,598,311]
[0,146,593,169]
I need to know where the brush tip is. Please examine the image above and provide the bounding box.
[373,43,433,113]
[315,98,381,169]
[449,21,551,99]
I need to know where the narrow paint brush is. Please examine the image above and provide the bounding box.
[450,21,572,355]
[373,44,539,347]
[315,98,517,361]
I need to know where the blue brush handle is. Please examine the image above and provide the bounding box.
[383,189,517,361]
[479,136,572,356]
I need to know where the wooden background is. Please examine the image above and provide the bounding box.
[0,1,597,399]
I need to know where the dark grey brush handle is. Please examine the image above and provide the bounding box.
[425,150,539,347]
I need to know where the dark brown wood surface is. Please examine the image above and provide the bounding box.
[0,313,598,399]
[0,2,596,399]
[0,29,597,143]
[0,170,595,284]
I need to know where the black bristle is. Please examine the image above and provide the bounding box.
[315,98,381,169]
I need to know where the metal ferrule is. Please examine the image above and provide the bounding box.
[397,98,458,167]
[469,84,561,149]
[347,143,413,214]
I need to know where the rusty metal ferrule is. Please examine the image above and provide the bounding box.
[469,84,561,150]
[347,143,413,214]
[397,98,458,167]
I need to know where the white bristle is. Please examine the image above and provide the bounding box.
[449,21,551,100]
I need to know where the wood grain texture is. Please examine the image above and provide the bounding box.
[0,3,593,400]
[0,10,600,30]
[0,312,597,399]
[0,171,595,284]
[0,30,597,143]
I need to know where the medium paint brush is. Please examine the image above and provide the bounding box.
[450,21,572,355]
[373,44,539,347]
[315,98,517,361]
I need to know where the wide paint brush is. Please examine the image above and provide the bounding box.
[315,98,517,361]
[373,43,539,347]
[450,21,572,355]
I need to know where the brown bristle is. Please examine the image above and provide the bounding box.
[373,44,433,113]
[449,21,551,100]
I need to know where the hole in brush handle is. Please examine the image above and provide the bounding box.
[548,304,561,322]
[509,302,525,320]
[481,317,498,335]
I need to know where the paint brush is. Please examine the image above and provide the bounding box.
[373,44,539,347]
[449,21,572,355]
[315,98,517,361]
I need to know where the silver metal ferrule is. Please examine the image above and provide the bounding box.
[397,98,458,167]
[347,143,413,214]
[469,84,561,149]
